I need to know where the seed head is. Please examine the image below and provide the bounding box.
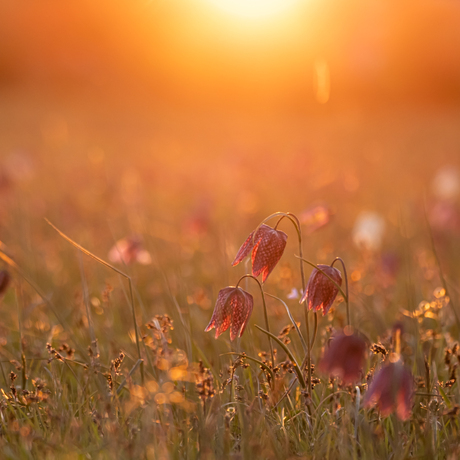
[232,224,287,282]
[205,287,253,341]
[300,265,342,315]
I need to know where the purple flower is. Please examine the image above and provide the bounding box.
[300,265,342,315]
[318,329,367,384]
[205,287,253,341]
[232,224,287,282]
[364,360,414,421]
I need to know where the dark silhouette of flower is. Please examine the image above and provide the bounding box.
[300,265,342,315]
[318,329,367,383]
[205,287,253,341]
[0,270,10,296]
[364,359,414,420]
[232,224,287,282]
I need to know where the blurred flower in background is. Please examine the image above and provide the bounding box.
[318,328,367,383]
[108,235,152,265]
[432,166,460,201]
[429,166,460,233]
[364,359,414,420]
[299,204,331,234]
[352,211,386,251]
[287,287,300,300]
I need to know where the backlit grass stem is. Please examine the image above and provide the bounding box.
[236,274,274,366]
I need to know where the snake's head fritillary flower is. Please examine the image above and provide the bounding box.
[0,270,10,296]
[205,287,253,341]
[232,224,287,282]
[364,359,414,421]
[300,265,342,315]
[318,328,367,384]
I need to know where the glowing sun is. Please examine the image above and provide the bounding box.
[205,0,300,18]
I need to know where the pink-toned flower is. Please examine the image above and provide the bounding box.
[364,360,414,420]
[205,287,253,341]
[318,329,367,384]
[232,224,287,282]
[108,235,152,265]
[0,270,10,296]
[300,204,331,234]
[300,265,342,315]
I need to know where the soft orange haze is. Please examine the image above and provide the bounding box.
[1,0,460,254]
[1,0,460,111]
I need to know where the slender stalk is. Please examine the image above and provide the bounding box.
[0,250,88,358]
[249,212,313,393]
[45,219,144,384]
[78,252,100,365]
[15,284,26,390]
[265,213,312,395]
[254,325,306,389]
[331,257,350,327]
[236,274,274,366]
[265,293,307,354]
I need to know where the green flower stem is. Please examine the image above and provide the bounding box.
[330,257,350,327]
[236,274,274,367]
[254,325,306,389]
[265,293,307,354]
[256,212,312,396]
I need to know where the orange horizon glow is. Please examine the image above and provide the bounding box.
[201,0,301,19]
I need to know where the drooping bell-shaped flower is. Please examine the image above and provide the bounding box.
[364,359,414,421]
[318,329,367,384]
[300,264,342,315]
[232,224,287,282]
[205,287,253,341]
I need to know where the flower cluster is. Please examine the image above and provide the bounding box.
[206,222,287,341]
[203,212,415,421]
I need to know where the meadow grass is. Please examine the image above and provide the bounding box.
[0,101,460,459]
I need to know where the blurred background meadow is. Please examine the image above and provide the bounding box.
[1,0,460,458]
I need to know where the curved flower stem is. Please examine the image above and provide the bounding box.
[254,325,306,389]
[331,257,350,327]
[265,293,307,354]
[265,213,312,394]
[236,274,274,367]
[254,212,313,394]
